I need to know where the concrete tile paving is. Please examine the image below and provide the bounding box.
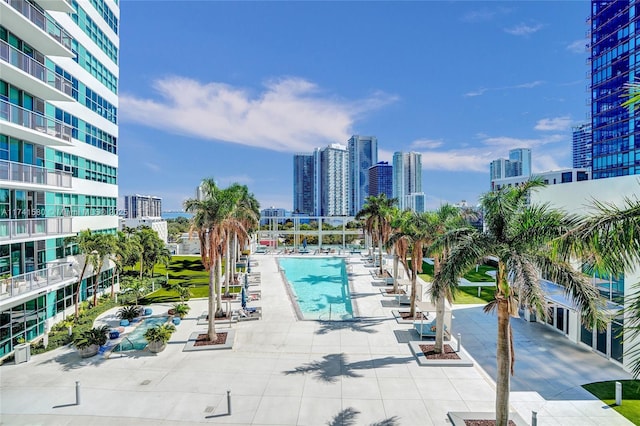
[0,253,633,425]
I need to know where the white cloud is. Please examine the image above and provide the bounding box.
[218,174,254,186]
[411,139,444,149]
[534,116,572,131]
[566,39,588,54]
[504,23,543,36]
[464,80,543,97]
[461,10,497,23]
[120,76,397,153]
[144,162,161,172]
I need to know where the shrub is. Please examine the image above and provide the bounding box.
[117,305,141,321]
[144,323,175,344]
[73,325,109,349]
[171,303,190,318]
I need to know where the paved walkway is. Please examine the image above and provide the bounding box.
[0,254,633,425]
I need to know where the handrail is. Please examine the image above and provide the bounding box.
[3,0,73,51]
[0,262,77,302]
[0,217,73,240]
[0,159,72,188]
[0,40,74,97]
[0,99,73,142]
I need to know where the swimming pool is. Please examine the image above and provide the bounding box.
[112,316,169,352]
[278,257,354,320]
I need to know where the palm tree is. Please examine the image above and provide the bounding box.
[89,233,116,306]
[388,211,438,318]
[355,194,397,277]
[65,230,101,319]
[426,204,473,354]
[387,208,410,295]
[557,195,640,376]
[436,180,605,426]
[184,178,237,341]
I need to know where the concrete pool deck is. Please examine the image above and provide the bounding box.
[0,253,634,425]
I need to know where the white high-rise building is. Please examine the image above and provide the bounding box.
[0,0,119,358]
[320,144,348,216]
[393,152,422,211]
[347,135,377,215]
[124,195,162,218]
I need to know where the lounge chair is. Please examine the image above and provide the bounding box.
[235,306,262,321]
[414,318,448,340]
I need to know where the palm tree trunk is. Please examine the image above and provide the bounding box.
[393,253,399,294]
[409,257,418,318]
[139,253,143,280]
[434,295,446,353]
[224,239,230,295]
[208,263,217,341]
[378,238,383,276]
[74,262,89,319]
[496,297,511,426]
[92,259,104,307]
[215,253,223,316]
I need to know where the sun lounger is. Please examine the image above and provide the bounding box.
[235,306,262,321]
[413,318,447,340]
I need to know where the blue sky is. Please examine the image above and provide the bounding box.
[118,1,590,211]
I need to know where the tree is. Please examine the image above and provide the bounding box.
[89,233,116,307]
[387,208,410,295]
[65,230,102,319]
[426,204,473,354]
[355,194,397,277]
[388,211,438,318]
[436,180,604,426]
[184,178,236,341]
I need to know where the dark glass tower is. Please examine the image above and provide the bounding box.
[591,0,640,178]
[368,161,393,198]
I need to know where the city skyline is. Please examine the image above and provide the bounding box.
[118,1,591,211]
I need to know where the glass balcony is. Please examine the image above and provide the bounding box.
[0,262,77,302]
[0,217,72,241]
[0,160,72,188]
[3,0,73,51]
[0,40,74,98]
[0,99,73,143]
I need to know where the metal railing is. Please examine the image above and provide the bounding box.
[0,40,74,98]
[0,99,73,143]
[0,262,77,302]
[0,160,72,188]
[3,0,73,51]
[0,217,72,240]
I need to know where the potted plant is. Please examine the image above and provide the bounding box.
[117,305,141,325]
[144,323,175,353]
[74,325,109,358]
[171,302,190,319]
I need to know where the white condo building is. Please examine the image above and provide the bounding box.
[320,144,348,216]
[0,0,119,359]
[393,151,422,211]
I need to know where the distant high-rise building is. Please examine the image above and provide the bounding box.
[393,152,422,211]
[320,144,349,216]
[572,123,593,169]
[124,195,162,218]
[347,135,378,215]
[406,192,426,213]
[293,154,316,215]
[490,148,531,190]
[368,161,393,199]
[508,148,532,177]
[591,1,639,178]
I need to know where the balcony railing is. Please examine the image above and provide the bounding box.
[0,262,77,302]
[0,160,72,188]
[0,217,72,240]
[0,40,74,98]
[0,99,73,143]
[3,0,73,51]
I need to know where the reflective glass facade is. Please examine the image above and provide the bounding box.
[591,0,640,178]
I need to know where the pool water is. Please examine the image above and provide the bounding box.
[278,257,353,320]
[112,316,169,352]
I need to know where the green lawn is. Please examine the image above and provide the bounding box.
[417,260,495,285]
[138,256,239,304]
[583,380,640,424]
[454,286,496,304]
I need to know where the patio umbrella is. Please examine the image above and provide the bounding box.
[241,286,247,309]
